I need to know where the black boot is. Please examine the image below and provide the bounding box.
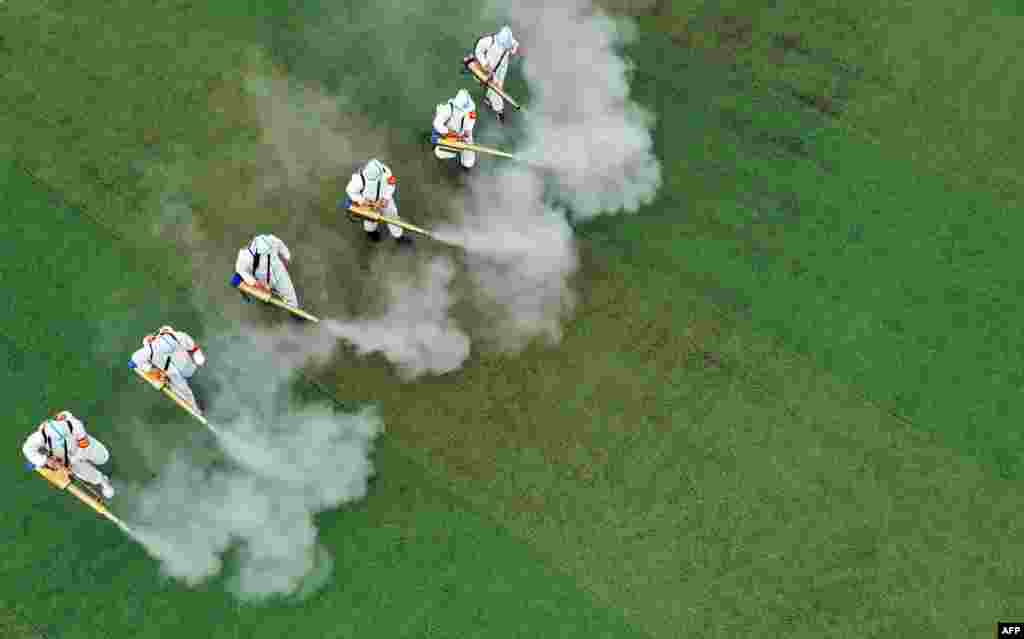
[483,97,504,124]
[366,229,382,242]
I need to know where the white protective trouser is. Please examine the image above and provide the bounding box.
[434,144,477,168]
[256,255,297,307]
[166,366,197,409]
[269,268,297,307]
[134,346,199,410]
[484,56,511,113]
[362,198,403,238]
[68,438,112,489]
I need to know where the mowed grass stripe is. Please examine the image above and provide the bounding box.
[346,244,1024,638]
[0,605,47,639]
[4,2,1024,638]
[610,25,1024,476]
[303,20,1024,639]
[0,0,506,246]
[0,159,648,639]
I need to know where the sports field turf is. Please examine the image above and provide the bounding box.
[1,160,645,638]
[3,1,1023,637]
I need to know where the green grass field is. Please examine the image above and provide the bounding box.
[3,1,1023,637]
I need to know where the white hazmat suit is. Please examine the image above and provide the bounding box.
[432,89,478,169]
[344,159,403,239]
[23,411,115,498]
[234,234,298,307]
[473,25,519,119]
[129,326,206,411]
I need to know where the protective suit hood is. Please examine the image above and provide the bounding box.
[43,420,71,446]
[250,235,273,254]
[496,26,514,49]
[363,159,384,180]
[452,89,475,113]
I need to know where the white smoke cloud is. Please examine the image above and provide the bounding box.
[434,0,659,349]
[435,169,577,352]
[116,2,660,601]
[133,1,661,378]
[324,255,471,377]
[235,1,660,366]
[108,2,666,603]
[513,0,662,218]
[138,62,475,377]
[244,68,474,376]
[126,330,382,601]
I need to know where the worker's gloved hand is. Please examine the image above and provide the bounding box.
[145,369,167,385]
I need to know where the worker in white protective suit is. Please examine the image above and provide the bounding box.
[432,89,478,170]
[470,25,520,122]
[128,326,206,411]
[341,159,404,241]
[230,234,298,307]
[23,411,116,499]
